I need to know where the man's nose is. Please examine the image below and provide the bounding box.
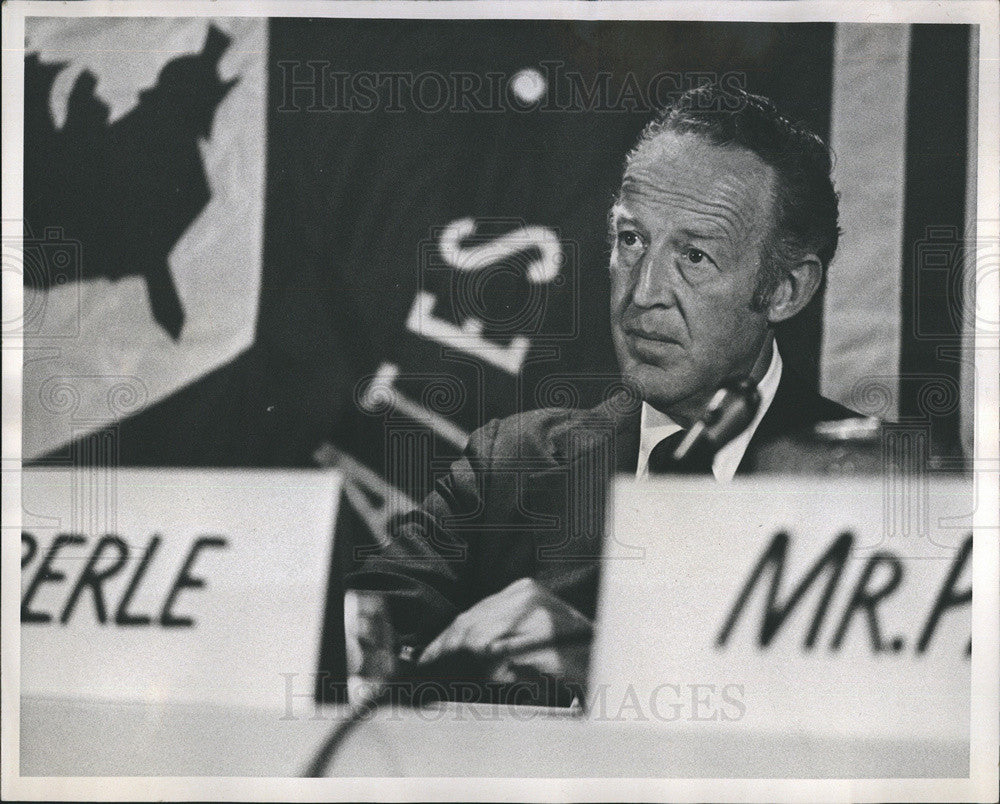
[630,253,676,309]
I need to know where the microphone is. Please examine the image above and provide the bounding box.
[670,379,761,469]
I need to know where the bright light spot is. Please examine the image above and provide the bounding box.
[510,68,546,104]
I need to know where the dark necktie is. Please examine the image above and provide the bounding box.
[647,430,715,475]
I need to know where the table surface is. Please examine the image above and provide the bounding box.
[20,695,968,778]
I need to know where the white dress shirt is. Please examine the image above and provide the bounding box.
[635,345,783,482]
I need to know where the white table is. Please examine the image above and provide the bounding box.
[20,696,967,778]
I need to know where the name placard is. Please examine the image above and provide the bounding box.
[591,476,972,756]
[20,468,341,709]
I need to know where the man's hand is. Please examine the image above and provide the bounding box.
[417,577,593,688]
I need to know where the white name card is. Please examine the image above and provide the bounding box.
[591,476,972,760]
[20,468,341,710]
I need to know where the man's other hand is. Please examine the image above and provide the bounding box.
[416,577,593,688]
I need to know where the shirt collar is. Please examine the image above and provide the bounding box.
[635,344,783,482]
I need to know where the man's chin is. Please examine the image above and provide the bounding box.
[619,362,692,409]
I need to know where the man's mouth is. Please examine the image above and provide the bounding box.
[624,328,684,364]
[624,326,679,346]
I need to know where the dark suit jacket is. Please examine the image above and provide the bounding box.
[346,369,857,653]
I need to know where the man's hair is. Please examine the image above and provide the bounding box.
[625,83,840,311]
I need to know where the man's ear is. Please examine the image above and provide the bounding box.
[765,255,823,324]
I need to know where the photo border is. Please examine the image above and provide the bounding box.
[2,1,997,801]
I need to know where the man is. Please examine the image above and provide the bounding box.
[347,84,857,702]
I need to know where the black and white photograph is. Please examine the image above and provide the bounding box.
[2,1,997,800]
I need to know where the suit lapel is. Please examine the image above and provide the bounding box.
[521,391,640,557]
[738,367,822,475]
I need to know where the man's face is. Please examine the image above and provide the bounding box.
[609,131,778,422]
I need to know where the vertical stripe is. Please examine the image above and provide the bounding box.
[960,26,979,461]
[899,25,971,460]
[821,23,911,420]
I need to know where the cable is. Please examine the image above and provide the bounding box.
[301,630,591,777]
[302,677,396,777]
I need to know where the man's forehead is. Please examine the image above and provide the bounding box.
[610,197,741,246]
[621,131,775,201]
[615,131,776,236]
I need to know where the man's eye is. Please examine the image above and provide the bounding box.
[617,231,643,249]
[683,247,709,265]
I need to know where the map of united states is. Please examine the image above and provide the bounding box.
[24,25,238,340]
